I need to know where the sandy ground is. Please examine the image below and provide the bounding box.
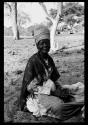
[4,33,84,123]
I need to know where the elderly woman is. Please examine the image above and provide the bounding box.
[19,25,84,121]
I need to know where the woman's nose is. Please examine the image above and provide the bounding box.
[43,42,47,46]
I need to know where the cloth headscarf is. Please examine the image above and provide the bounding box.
[33,25,50,45]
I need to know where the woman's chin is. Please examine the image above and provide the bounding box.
[42,49,50,53]
[42,51,49,54]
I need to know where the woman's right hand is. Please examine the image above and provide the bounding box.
[27,78,39,91]
[27,83,37,91]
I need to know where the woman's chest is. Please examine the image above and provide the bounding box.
[34,59,53,81]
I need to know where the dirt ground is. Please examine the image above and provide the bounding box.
[4,33,84,123]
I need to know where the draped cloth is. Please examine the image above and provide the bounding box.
[19,52,84,121]
[19,52,60,110]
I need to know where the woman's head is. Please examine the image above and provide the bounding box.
[37,39,50,54]
[34,25,50,54]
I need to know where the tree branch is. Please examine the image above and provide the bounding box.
[55,2,62,20]
[39,2,54,23]
[4,2,12,12]
[63,2,79,14]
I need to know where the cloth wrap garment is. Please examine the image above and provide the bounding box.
[19,52,84,121]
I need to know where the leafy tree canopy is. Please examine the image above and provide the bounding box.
[49,2,84,21]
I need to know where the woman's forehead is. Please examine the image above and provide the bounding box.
[39,39,50,44]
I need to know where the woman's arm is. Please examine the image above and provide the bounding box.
[53,79,74,102]
[49,57,73,102]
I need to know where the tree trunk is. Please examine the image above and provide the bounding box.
[39,2,63,52]
[50,2,63,52]
[50,20,58,51]
[11,2,19,40]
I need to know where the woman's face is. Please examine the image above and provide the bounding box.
[37,39,50,54]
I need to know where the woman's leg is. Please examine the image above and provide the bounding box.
[38,94,84,121]
[55,101,84,121]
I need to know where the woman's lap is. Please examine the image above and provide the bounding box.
[37,94,84,120]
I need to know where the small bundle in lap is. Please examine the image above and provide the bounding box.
[26,78,56,117]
